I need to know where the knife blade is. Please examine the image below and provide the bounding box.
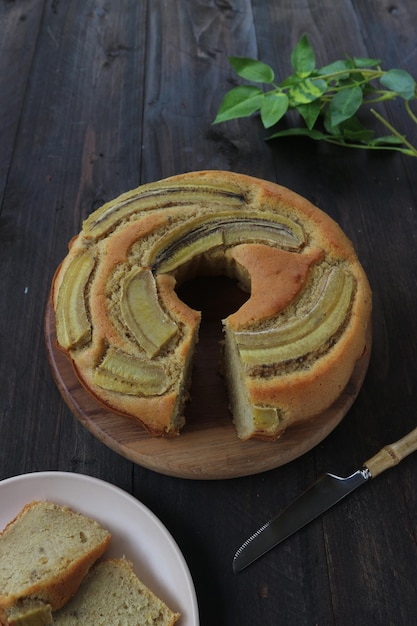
[233,425,417,573]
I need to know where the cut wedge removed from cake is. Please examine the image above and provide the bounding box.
[52,170,372,440]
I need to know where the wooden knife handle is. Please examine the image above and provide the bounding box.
[364,426,417,478]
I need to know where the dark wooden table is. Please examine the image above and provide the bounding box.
[1,1,417,624]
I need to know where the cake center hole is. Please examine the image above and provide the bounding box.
[176,276,249,422]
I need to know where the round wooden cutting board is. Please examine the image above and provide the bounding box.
[44,277,371,480]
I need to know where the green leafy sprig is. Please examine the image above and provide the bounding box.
[214,35,417,156]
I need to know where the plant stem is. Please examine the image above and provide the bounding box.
[370,108,417,156]
[319,135,414,154]
[405,99,417,125]
[315,68,385,83]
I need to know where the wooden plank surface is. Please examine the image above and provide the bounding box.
[1,1,417,624]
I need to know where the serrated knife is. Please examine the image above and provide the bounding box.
[233,425,417,573]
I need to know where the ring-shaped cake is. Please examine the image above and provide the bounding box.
[52,171,372,440]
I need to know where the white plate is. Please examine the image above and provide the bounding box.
[0,471,199,625]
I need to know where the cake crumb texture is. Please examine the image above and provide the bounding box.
[0,500,111,621]
[53,558,181,626]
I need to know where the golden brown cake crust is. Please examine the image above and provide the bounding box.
[51,170,372,440]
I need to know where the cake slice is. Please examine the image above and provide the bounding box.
[0,501,111,626]
[53,558,181,625]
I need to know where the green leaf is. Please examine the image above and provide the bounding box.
[288,78,327,105]
[363,83,389,97]
[339,73,365,89]
[290,35,316,78]
[279,74,300,88]
[229,57,275,83]
[213,86,263,124]
[297,100,322,129]
[323,112,342,136]
[353,56,381,68]
[394,148,417,156]
[339,116,374,142]
[370,134,406,146]
[317,59,352,81]
[268,127,328,141]
[260,92,289,128]
[329,86,363,126]
[342,127,375,143]
[380,69,416,100]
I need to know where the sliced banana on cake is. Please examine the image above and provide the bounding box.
[150,213,304,273]
[120,268,177,357]
[235,267,354,365]
[55,248,96,351]
[94,347,170,396]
